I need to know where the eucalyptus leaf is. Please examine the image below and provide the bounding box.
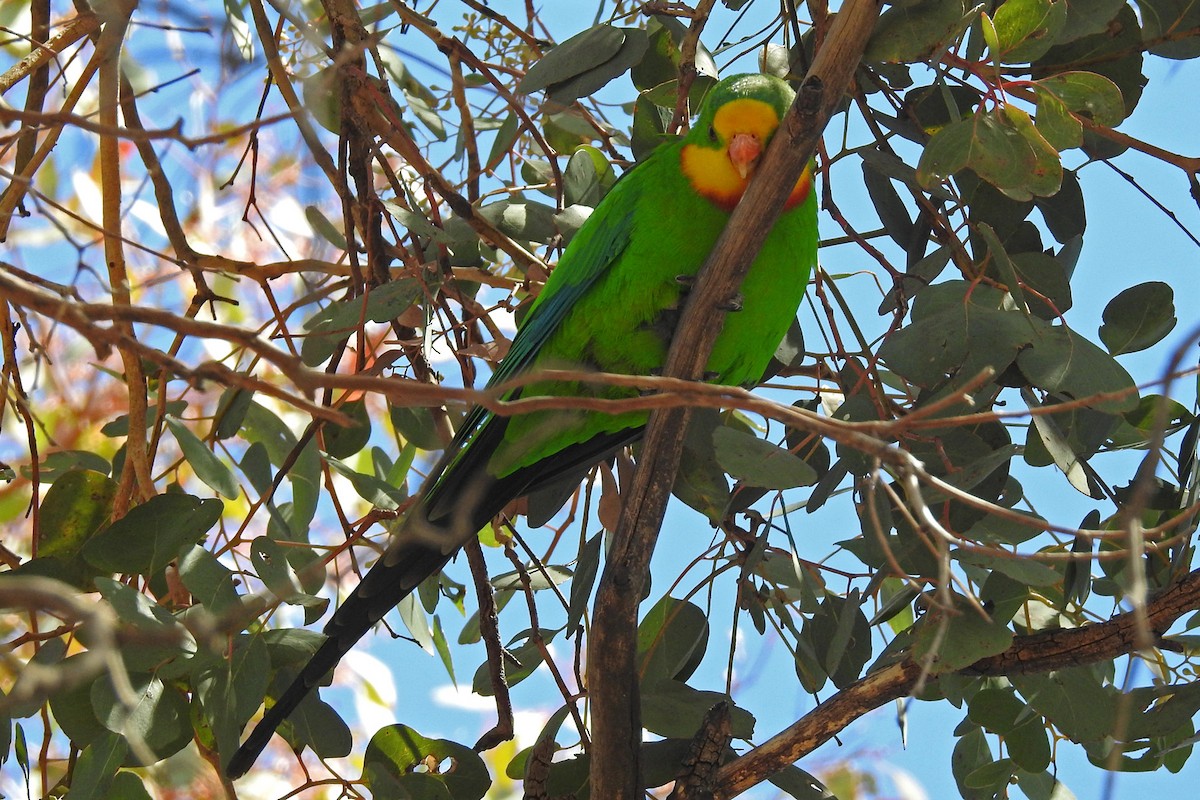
[1099,282,1177,355]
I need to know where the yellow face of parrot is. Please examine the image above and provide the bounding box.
[680,96,813,212]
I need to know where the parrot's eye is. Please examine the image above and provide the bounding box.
[708,125,717,142]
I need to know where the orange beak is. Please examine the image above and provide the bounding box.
[728,133,762,180]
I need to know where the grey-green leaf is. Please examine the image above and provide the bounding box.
[712,426,818,490]
[82,494,223,577]
[1099,281,1177,356]
[166,416,239,499]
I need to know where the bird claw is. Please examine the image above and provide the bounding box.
[675,274,695,287]
[639,367,663,395]
[719,292,744,312]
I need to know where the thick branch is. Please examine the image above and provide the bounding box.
[586,1,884,796]
[713,568,1200,797]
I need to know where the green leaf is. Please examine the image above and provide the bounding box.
[631,93,677,161]
[304,205,347,250]
[562,146,615,208]
[919,105,1062,200]
[638,596,709,685]
[213,388,254,440]
[1026,399,1094,495]
[390,403,446,451]
[879,282,1035,398]
[471,628,556,695]
[301,279,424,367]
[968,508,1048,545]
[36,469,116,566]
[952,727,996,799]
[969,686,1030,734]
[92,578,192,671]
[913,592,1013,672]
[67,732,126,800]
[1008,715,1052,772]
[640,681,755,739]
[240,403,320,536]
[197,636,273,771]
[362,724,491,799]
[100,401,187,437]
[1013,666,1117,742]
[1061,0,1124,41]
[279,689,353,760]
[1034,71,1125,150]
[82,494,223,577]
[90,674,190,765]
[517,26,627,95]
[178,545,241,616]
[324,454,406,510]
[491,565,572,592]
[250,536,300,604]
[1112,394,1193,448]
[632,16,718,95]
[767,764,835,799]
[1010,251,1073,317]
[1017,324,1139,413]
[862,158,915,248]
[1125,683,1200,739]
[484,113,519,173]
[1099,281,1177,355]
[479,197,559,243]
[1035,71,1124,126]
[866,0,970,62]
[165,416,238,499]
[965,757,1015,790]
[991,0,1067,63]
[322,399,372,459]
[1034,89,1081,150]
[977,222,1028,310]
[805,591,872,689]
[954,547,1062,586]
[546,29,649,107]
[1033,5,1144,119]
[671,409,731,522]
[431,615,455,685]
[1139,0,1200,58]
[1017,769,1077,800]
[712,426,818,490]
[403,89,446,141]
[21,449,111,482]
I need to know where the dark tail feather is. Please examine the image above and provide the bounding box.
[226,424,642,778]
[225,533,457,778]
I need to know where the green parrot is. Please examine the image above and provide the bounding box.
[227,72,817,778]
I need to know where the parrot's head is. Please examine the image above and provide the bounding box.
[680,73,813,212]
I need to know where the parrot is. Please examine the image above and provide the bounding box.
[227,72,817,778]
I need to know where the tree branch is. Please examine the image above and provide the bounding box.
[586,1,884,796]
[713,568,1200,797]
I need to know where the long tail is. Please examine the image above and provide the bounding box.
[225,531,456,778]
[226,422,641,778]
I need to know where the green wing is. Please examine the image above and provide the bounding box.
[421,173,642,518]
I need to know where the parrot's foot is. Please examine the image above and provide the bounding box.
[719,292,744,312]
[675,274,695,287]
[640,367,662,395]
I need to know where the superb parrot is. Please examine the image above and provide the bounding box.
[227,72,817,777]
